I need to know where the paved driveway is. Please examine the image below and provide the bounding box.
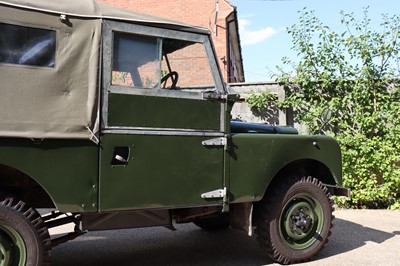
[51,209,400,266]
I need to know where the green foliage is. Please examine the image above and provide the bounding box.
[337,134,400,208]
[246,91,278,109]
[246,91,280,123]
[252,7,400,208]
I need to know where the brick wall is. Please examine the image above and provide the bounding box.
[97,0,235,82]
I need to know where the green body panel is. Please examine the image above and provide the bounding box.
[99,134,223,211]
[228,134,342,203]
[108,93,221,130]
[0,138,98,212]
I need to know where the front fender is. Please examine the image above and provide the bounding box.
[228,133,342,203]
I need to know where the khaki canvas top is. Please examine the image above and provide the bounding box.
[0,0,209,34]
[0,0,211,143]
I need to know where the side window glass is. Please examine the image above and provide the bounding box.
[0,23,56,67]
[112,33,161,88]
[162,40,215,89]
[111,32,215,91]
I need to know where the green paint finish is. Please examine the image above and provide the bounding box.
[108,93,221,130]
[0,133,341,213]
[229,134,342,203]
[99,134,224,211]
[0,139,98,212]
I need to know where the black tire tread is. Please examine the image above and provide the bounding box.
[254,176,334,265]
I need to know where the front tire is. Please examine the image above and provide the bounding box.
[255,176,333,264]
[0,196,51,266]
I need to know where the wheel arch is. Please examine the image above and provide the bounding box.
[258,158,338,203]
[0,164,56,208]
[270,158,337,188]
[230,158,337,235]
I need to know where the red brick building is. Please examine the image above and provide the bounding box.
[97,0,245,82]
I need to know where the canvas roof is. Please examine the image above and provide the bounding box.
[0,0,213,142]
[0,0,210,34]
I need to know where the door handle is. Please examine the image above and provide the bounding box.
[111,147,130,166]
[114,154,128,163]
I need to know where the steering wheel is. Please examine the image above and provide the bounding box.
[161,71,179,89]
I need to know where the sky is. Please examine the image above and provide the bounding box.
[230,0,400,82]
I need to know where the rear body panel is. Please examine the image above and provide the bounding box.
[0,138,98,212]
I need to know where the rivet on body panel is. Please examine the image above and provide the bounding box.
[312,141,320,150]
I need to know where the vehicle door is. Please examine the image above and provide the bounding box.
[99,20,228,211]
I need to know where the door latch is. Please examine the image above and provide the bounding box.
[111,147,130,166]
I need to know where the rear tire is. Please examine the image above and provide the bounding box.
[255,176,333,264]
[0,196,51,266]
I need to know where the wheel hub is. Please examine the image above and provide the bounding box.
[0,231,14,266]
[0,223,27,266]
[292,208,312,233]
[280,194,325,250]
[283,201,315,241]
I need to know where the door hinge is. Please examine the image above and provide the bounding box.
[201,137,227,146]
[202,92,227,102]
[201,187,227,199]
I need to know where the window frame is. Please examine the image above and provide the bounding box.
[101,20,227,133]
[102,20,226,97]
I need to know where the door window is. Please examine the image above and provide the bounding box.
[111,32,215,90]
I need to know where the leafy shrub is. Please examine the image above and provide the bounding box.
[248,7,400,209]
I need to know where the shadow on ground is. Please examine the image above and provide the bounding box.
[52,224,270,266]
[51,218,396,266]
[314,218,396,262]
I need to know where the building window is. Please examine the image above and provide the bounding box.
[0,23,56,67]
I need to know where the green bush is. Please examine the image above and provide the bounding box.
[337,134,400,209]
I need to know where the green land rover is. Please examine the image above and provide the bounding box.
[0,0,349,265]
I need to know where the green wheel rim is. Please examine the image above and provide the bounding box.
[0,222,27,266]
[279,193,324,250]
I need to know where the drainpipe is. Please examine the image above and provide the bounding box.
[214,0,219,36]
